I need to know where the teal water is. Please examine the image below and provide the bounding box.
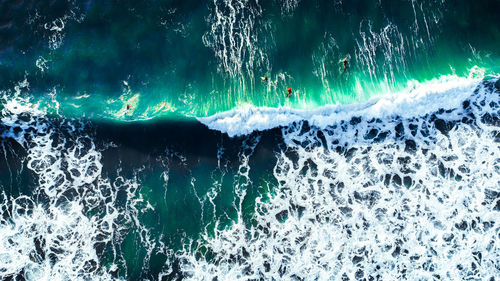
[1,0,499,119]
[1,1,500,280]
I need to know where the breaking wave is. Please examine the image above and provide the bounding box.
[181,77,500,280]
[199,74,483,137]
[0,75,499,280]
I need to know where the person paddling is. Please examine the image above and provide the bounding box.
[342,57,349,72]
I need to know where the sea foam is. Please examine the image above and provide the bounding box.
[1,75,498,280]
[180,76,500,280]
[199,75,482,137]
[0,94,152,281]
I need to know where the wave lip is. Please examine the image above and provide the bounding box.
[198,75,483,137]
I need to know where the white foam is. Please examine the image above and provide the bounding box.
[0,95,153,280]
[198,74,482,137]
[180,76,500,280]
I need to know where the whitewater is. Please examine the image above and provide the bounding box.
[199,73,484,137]
[1,0,500,280]
[1,74,499,280]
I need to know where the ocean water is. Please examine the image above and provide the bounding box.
[0,0,499,280]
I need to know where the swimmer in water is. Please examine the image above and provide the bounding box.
[342,57,349,72]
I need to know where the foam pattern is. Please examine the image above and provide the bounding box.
[199,75,482,137]
[178,78,500,280]
[203,0,271,91]
[0,78,499,280]
[0,92,150,280]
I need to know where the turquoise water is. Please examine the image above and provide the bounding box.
[1,1,500,280]
[1,0,499,119]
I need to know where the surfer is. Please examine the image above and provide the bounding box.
[126,104,132,111]
[287,87,292,98]
[261,75,269,83]
[342,57,349,72]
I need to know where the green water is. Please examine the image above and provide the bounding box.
[86,120,279,279]
[1,1,500,280]
[1,0,499,120]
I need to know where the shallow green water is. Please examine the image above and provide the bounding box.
[1,0,499,120]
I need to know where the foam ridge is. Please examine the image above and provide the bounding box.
[179,77,500,280]
[199,75,484,137]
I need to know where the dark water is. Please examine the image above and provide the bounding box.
[0,1,500,280]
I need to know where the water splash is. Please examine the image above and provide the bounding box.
[0,93,151,280]
[203,0,271,94]
[177,77,500,280]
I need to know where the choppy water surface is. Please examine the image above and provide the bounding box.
[0,0,499,280]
